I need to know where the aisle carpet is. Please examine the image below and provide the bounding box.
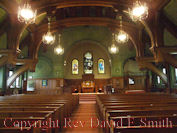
[63,94,103,133]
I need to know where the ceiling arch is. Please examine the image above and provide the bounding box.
[33,17,140,59]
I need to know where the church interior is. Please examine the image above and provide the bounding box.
[0,0,177,132]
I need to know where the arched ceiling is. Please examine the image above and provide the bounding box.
[0,0,176,70]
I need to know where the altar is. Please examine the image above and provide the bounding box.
[81,74,95,93]
[81,81,95,93]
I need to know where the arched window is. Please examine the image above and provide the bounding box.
[72,59,79,74]
[98,59,105,74]
[84,52,93,74]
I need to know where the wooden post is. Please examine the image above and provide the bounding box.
[165,64,172,94]
[2,65,7,95]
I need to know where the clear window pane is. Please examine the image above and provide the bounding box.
[163,68,166,74]
[157,76,161,84]
[175,68,177,81]
[16,77,20,88]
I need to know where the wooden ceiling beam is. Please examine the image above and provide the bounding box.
[31,0,121,10]
[162,53,177,68]
[137,61,167,84]
[0,0,18,14]
[158,46,177,53]
[7,64,30,88]
[136,57,156,63]
[152,0,171,11]
[0,56,8,68]
[36,17,137,34]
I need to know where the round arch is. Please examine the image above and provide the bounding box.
[64,40,111,79]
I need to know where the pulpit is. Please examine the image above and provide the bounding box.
[81,74,95,93]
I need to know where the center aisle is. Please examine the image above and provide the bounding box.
[63,94,103,133]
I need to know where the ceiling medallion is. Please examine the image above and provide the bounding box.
[42,17,55,45]
[18,1,37,24]
[129,1,148,21]
[54,34,64,55]
[108,33,119,54]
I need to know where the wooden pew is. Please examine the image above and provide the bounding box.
[96,94,177,133]
[0,94,79,133]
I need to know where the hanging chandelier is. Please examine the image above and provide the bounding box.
[54,34,64,55]
[18,0,37,24]
[108,33,119,54]
[42,17,55,45]
[115,16,129,44]
[129,0,148,21]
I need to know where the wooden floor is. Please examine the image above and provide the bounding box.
[63,94,103,133]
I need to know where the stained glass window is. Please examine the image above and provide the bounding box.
[84,52,93,74]
[72,59,79,74]
[98,59,105,74]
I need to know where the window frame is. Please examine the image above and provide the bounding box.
[72,59,79,75]
[98,58,105,74]
[83,51,93,74]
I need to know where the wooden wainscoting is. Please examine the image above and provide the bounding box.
[125,75,147,91]
[65,79,111,93]
[28,78,64,91]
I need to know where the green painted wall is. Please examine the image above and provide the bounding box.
[164,29,177,46]
[64,42,111,79]
[0,8,6,24]
[111,44,136,77]
[29,26,136,79]
[164,0,177,25]
[0,33,7,49]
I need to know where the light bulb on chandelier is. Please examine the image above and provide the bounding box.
[18,1,37,24]
[116,30,129,43]
[108,33,119,54]
[115,16,129,43]
[54,34,64,55]
[129,1,148,21]
[108,44,119,54]
[42,17,55,45]
[55,46,64,55]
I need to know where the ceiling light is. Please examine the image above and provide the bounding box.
[108,33,119,54]
[42,17,55,45]
[109,44,119,54]
[115,16,129,43]
[54,34,64,55]
[129,1,148,21]
[18,1,37,24]
[55,46,64,55]
[116,30,129,43]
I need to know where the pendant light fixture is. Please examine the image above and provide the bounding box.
[129,0,148,21]
[108,33,119,54]
[42,17,55,45]
[54,34,64,55]
[18,0,37,24]
[115,16,129,44]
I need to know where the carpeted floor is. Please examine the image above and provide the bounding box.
[63,94,103,133]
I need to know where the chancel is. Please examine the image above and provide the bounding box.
[0,0,177,133]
